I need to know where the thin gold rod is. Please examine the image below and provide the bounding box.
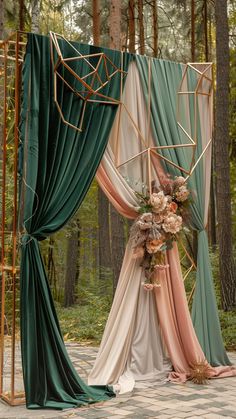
[153,150,191,174]
[177,122,195,144]
[116,148,150,169]
[114,51,124,167]
[122,103,148,148]
[186,138,212,180]
[183,264,194,282]
[0,55,23,62]
[178,91,195,95]
[151,144,195,150]
[179,237,197,269]
[187,63,212,82]
[0,41,26,46]
[188,282,196,304]
[63,52,104,62]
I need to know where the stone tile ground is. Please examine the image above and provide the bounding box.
[0,344,235,419]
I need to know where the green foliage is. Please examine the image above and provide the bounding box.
[219,310,236,351]
[56,292,112,344]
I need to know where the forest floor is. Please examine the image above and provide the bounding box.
[0,344,236,419]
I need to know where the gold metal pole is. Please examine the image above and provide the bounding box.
[0,40,8,396]
[10,30,20,403]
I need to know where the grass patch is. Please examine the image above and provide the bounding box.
[56,295,111,345]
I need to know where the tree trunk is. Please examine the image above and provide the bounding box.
[64,219,80,307]
[92,0,100,45]
[93,3,112,286]
[215,0,236,310]
[0,0,4,38]
[110,205,125,294]
[210,136,217,247]
[128,0,135,53]
[109,0,121,50]
[109,0,125,294]
[19,0,24,31]
[31,0,40,33]
[204,0,216,246]
[204,0,208,62]
[98,187,112,283]
[138,0,145,55]
[191,0,195,61]
[152,0,158,57]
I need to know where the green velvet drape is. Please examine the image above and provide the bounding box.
[136,56,230,367]
[19,33,131,409]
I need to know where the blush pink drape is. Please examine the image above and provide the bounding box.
[97,161,236,383]
[90,62,236,388]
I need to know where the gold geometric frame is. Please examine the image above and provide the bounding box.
[177,62,213,180]
[0,31,213,408]
[49,33,213,191]
[50,32,127,132]
[114,60,213,194]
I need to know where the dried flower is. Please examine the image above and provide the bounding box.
[154,264,169,270]
[175,185,190,202]
[189,360,212,384]
[143,283,154,291]
[132,246,145,259]
[130,176,190,292]
[148,226,162,241]
[162,214,183,234]
[146,239,164,254]
[160,176,174,195]
[149,191,168,213]
[137,212,153,230]
[152,212,166,224]
[174,176,186,187]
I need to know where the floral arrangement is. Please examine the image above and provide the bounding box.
[130,175,190,290]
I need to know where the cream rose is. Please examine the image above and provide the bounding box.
[175,185,190,202]
[162,213,183,234]
[150,191,168,213]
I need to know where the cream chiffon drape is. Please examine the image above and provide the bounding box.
[89,63,172,392]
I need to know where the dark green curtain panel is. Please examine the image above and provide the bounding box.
[19,33,131,409]
[136,56,230,367]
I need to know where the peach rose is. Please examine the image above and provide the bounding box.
[146,239,164,254]
[168,201,178,213]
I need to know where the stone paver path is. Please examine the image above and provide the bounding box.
[0,344,235,419]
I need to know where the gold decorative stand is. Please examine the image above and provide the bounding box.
[0,31,26,406]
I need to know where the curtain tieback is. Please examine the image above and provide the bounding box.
[20,232,37,246]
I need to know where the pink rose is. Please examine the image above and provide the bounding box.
[143,283,154,291]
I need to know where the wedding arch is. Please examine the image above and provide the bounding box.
[0,31,235,409]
